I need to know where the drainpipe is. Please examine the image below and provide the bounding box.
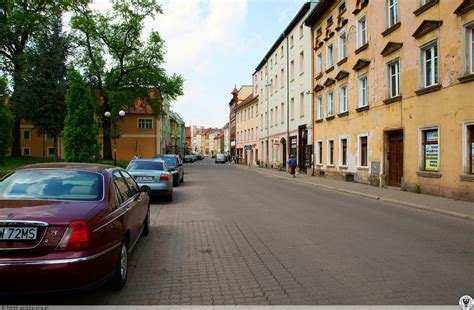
[265,57,270,167]
[286,34,290,169]
[310,25,315,176]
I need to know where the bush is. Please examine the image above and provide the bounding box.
[0,78,14,164]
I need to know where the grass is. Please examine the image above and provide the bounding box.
[0,157,129,178]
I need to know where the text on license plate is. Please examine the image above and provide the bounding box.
[136,176,154,182]
[0,227,37,240]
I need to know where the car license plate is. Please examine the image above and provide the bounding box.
[0,227,37,240]
[136,176,154,182]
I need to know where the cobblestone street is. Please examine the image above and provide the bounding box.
[27,160,473,305]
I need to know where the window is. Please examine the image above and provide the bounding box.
[317,96,323,120]
[22,130,30,141]
[281,102,284,123]
[318,141,323,164]
[327,91,334,117]
[281,46,284,58]
[341,138,348,166]
[317,27,322,37]
[421,41,438,87]
[300,52,304,74]
[46,133,54,141]
[290,60,295,80]
[121,171,140,198]
[339,85,348,113]
[138,119,153,129]
[275,53,278,64]
[113,171,131,204]
[47,147,55,157]
[387,0,398,28]
[465,24,474,74]
[467,124,474,174]
[299,24,304,38]
[98,118,104,129]
[357,15,367,48]
[299,92,305,117]
[270,79,273,95]
[290,97,295,120]
[270,109,273,127]
[281,69,285,88]
[359,136,368,167]
[421,128,439,172]
[275,74,278,90]
[270,59,273,69]
[290,35,294,48]
[22,148,30,157]
[327,16,333,27]
[388,59,400,98]
[275,106,279,125]
[328,140,334,165]
[327,44,334,68]
[265,112,268,128]
[338,31,346,61]
[358,75,368,107]
[317,53,323,75]
[339,2,346,14]
[261,114,263,129]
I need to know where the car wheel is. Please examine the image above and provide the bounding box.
[109,240,129,290]
[174,179,180,187]
[181,175,184,183]
[142,205,150,237]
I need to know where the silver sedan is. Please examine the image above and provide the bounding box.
[126,159,174,202]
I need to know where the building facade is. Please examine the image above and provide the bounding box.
[305,0,474,200]
[229,85,253,160]
[235,93,260,165]
[255,2,316,171]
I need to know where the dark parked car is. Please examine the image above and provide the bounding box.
[0,163,150,295]
[153,155,184,186]
[183,155,194,163]
[126,159,173,201]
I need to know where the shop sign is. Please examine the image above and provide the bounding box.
[425,144,439,171]
[244,145,253,151]
[230,141,236,147]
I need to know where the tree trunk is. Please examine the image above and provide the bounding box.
[10,118,22,157]
[101,95,112,160]
[54,135,59,162]
[9,65,23,157]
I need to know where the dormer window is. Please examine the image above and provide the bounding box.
[317,27,323,37]
[327,16,333,28]
[338,2,346,15]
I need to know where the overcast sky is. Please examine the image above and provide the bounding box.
[90,0,308,128]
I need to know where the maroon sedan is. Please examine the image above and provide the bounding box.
[0,163,151,295]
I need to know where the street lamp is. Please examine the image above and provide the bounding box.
[104,110,126,166]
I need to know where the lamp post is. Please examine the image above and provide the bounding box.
[104,110,126,166]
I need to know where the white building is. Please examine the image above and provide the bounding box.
[255,2,316,172]
[223,123,230,156]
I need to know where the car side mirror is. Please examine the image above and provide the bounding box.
[140,185,150,193]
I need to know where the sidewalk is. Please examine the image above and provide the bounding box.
[233,164,474,221]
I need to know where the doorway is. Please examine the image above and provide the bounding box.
[387,131,404,187]
[281,138,287,168]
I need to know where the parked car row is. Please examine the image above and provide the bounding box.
[0,154,187,296]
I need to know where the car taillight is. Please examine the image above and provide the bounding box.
[160,174,169,181]
[56,220,90,250]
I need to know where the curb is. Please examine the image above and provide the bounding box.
[234,165,474,222]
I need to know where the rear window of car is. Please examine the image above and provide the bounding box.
[216,154,224,159]
[0,170,103,201]
[155,157,176,168]
[127,161,165,171]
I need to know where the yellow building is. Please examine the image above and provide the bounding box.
[19,120,62,158]
[235,93,260,165]
[305,0,474,200]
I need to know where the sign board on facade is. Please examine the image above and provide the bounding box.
[425,144,439,171]
[371,162,381,174]
[244,145,253,151]
[230,141,236,147]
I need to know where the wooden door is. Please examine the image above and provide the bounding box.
[388,132,403,187]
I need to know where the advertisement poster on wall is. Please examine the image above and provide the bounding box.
[425,144,439,171]
[290,137,297,158]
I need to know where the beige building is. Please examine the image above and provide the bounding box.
[305,0,474,200]
[235,93,260,165]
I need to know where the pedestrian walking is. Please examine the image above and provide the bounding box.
[288,154,297,178]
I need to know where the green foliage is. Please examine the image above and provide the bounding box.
[0,77,14,163]
[13,18,68,147]
[71,0,184,137]
[414,184,422,194]
[63,69,100,162]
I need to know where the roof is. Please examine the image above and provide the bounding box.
[17,162,115,172]
[124,98,154,115]
[214,131,225,139]
[304,0,333,27]
[234,93,258,111]
[255,2,314,72]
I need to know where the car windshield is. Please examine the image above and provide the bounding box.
[0,170,103,201]
[127,161,165,171]
[155,157,176,168]
[216,154,224,159]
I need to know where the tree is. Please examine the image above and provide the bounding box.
[0,77,14,164]
[0,0,88,156]
[14,17,68,161]
[63,68,100,162]
[71,1,184,160]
